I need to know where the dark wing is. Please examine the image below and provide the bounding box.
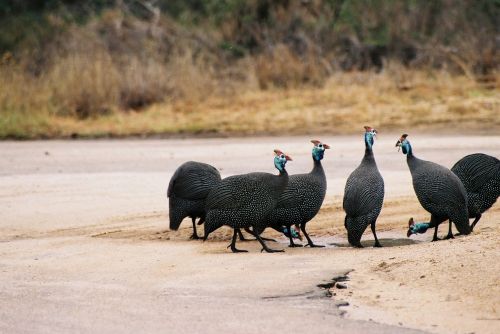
[276,175,315,209]
[205,173,273,211]
[168,161,221,200]
[343,166,384,217]
[414,161,467,213]
[452,154,500,193]
[205,182,239,209]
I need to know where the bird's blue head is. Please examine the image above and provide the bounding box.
[274,149,292,172]
[395,134,411,155]
[311,140,331,161]
[364,126,377,149]
[406,218,429,237]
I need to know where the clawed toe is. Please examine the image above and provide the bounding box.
[227,244,248,253]
[261,248,284,253]
[305,243,325,248]
[288,244,303,248]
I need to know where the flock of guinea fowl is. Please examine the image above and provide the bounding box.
[167,126,500,253]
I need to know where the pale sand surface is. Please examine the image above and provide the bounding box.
[0,134,499,333]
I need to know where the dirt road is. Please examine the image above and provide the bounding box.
[0,134,499,333]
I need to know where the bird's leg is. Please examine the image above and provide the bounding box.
[288,225,302,247]
[242,227,276,242]
[371,221,382,247]
[301,224,324,248]
[444,220,454,239]
[189,217,200,240]
[470,213,481,232]
[227,229,248,253]
[431,225,441,242]
[419,216,444,242]
[238,228,252,241]
[253,233,284,253]
[455,214,481,236]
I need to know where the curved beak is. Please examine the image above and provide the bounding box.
[407,217,415,237]
[395,139,402,152]
[323,143,331,149]
[285,155,292,161]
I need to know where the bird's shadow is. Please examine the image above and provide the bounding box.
[330,237,421,248]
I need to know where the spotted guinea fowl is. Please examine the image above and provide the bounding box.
[396,134,471,240]
[204,150,291,253]
[264,140,330,247]
[451,153,500,232]
[167,161,221,239]
[343,126,384,247]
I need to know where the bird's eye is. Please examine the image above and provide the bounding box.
[280,154,285,159]
[318,144,323,148]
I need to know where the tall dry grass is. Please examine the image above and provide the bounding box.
[0,1,499,138]
[2,65,497,139]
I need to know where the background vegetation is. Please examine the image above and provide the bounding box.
[0,0,499,138]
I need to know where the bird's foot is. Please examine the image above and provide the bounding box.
[288,243,303,248]
[305,243,325,248]
[431,237,441,242]
[227,244,248,253]
[374,242,383,248]
[260,237,277,242]
[444,233,454,240]
[189,234,200,240]
[260,247,284,253]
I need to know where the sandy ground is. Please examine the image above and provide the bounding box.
[0,134,499,333]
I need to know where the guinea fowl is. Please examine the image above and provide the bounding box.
[396,134,471,240]
[167,161,221,239]
[451,153,500,232]
[264,140,330,247]
[204,150,292,253]
[343,126,384,247]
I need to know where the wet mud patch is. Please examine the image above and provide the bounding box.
[262,270,353,309]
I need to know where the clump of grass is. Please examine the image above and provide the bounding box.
[255,44,328,89]
[47,52,120,118]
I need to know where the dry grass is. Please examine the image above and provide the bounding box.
[1,2,499,139]
[1,65,499,139]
